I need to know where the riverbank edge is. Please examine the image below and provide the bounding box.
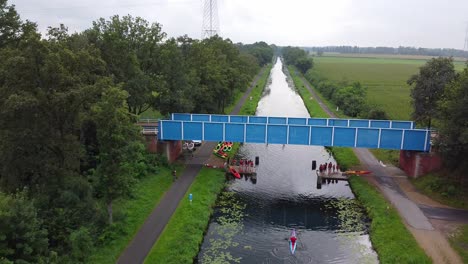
[287,64,431,263]
[143,63,273,263]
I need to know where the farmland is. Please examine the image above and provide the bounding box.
[312,56,466,120]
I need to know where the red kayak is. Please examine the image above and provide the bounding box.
[229,166,241,179]
[343,170,371,175]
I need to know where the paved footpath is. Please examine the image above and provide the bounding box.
[295,69,465,263]
[117,67,268,264]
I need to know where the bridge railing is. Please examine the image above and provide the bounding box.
[159,118,431,152]
[170,113,415,130]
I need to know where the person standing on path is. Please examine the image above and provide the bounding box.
[172,169,177,181]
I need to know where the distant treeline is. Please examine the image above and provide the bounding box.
[305,46,468,58]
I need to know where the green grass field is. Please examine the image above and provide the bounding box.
[313,56,466,120]
[449,224,468,263]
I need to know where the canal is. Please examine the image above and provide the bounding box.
[197,58,378,263]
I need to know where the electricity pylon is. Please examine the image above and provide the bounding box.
[202,0,219,39]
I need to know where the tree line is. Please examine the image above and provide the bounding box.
[408,58,468,176]
[282,46,384,119]
[0,0,274,263]
[306,46,468,58]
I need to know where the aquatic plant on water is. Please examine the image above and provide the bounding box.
[202,192,247,264]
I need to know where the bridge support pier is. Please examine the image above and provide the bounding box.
[399,150,442,178]
[142,134,182,163]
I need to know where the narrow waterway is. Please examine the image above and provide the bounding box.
[197,58,378,263]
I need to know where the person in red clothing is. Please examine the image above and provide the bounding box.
[290,236,297,244]
[328,162,332,171]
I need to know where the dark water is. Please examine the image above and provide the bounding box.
[197,59,378,263]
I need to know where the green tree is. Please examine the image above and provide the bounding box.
[87,15,166,115]
[407,57,456,128]
[436,65,468,173]
[0,191,49,263]
[295,57,314,74]
[91,85,144,224]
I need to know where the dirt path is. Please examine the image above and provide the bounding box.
[295,70,464,264]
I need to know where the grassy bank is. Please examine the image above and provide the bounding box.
[239,63,272,115]
[449,224,468,263]
[349,176,431,264]
[410,173,468,210]
[144,168,226,264]
[370,149,400,166]
[89,166,181,264]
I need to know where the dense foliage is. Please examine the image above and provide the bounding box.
[435,65,468,174]
[0,1,272,263]
[408,57,456,128]
[307,45,468,58]
[282,46,314,74]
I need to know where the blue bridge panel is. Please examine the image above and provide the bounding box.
[289,126,310,145]
[311,126,333,146]
[173,113,191,121]
[371,120,391,128]
[380,129,403,149]
[267,125,287,144]
[230,115,248,123]
[192,114,210,122]
[249,116,268,124]
[161,121,182,140]
[203,123,224,141]
[403,130,428,151]
[357,128,379,148]
[392,121,413,129]
[288,118,307,125]
[159,114,427,151]
[211,115,229,122]
[329,119,348,127]
[225,123,245,142]
[268,117,287,124]
[246,124,266,143]
[183,122,203,140]
[350,119,370,128]
[308,118,328,126]
[334,127,356,147]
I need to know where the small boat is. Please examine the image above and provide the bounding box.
[343,170,371,175]
[289,229,297,254]
[229,166,241,179]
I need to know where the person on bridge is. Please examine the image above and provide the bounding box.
[332,164,336,172]
[328,162,332,172]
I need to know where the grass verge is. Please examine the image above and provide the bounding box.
[239,64,272,115]
[449,224,468,263]
[349,176,432,264]
[144,168,226,264]
[89,166,181,264]
[327,147,360,171]
[410,173,468,210]
[370,149,400,166]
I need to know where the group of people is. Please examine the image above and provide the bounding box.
[318,162,340,173]
[230,158,255,173]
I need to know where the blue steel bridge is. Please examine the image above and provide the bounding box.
[157,113,431,152]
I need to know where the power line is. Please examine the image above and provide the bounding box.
[202,0,219,38]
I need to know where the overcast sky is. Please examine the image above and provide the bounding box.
[9,0,468,49]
